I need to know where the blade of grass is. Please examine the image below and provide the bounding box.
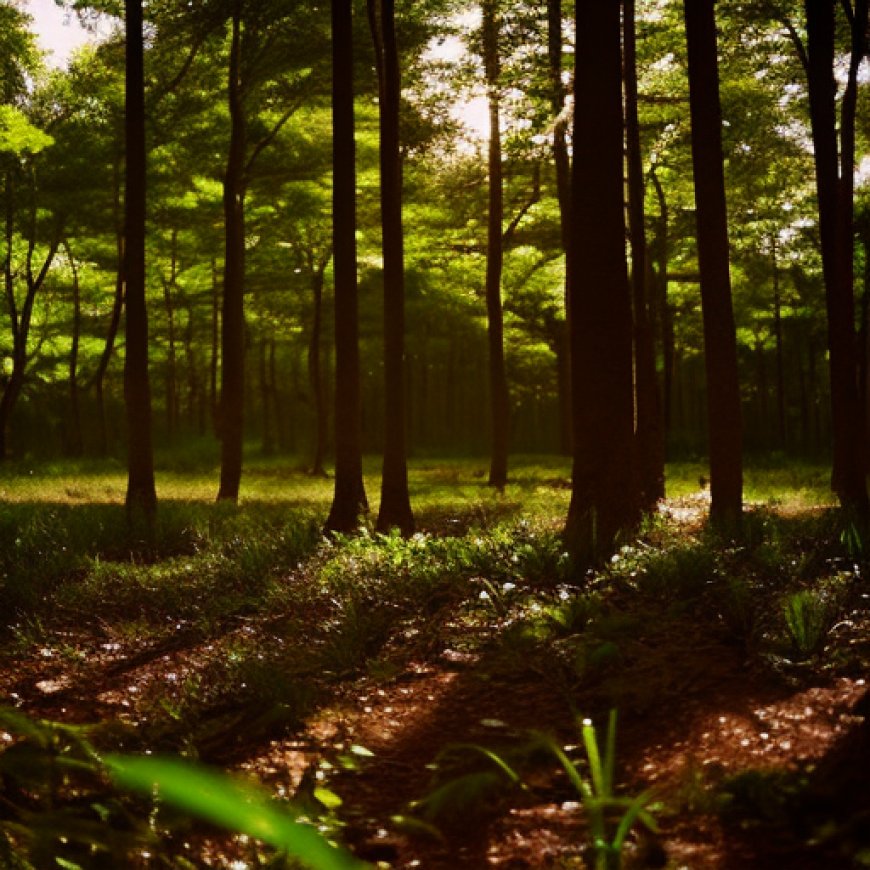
[106,755,363,870]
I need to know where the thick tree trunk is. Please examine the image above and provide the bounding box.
[564,0,638,564]
[804,0,868,512]
[325,0,368,532]
[624,0,664,507]
[369,0,414,534]
[124,0,157,517]
[684,0,743,530]
[482,0,510,490]
[217,7,247,503]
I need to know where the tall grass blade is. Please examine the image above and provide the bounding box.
[106,755,363,870]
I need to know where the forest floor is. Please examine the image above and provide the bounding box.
[1,457,869,869]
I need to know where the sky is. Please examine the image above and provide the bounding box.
[24,0,95,68]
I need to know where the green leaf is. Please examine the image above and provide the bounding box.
[106,755,364,870]
[313,787,343,810]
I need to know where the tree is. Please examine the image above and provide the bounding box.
[482,0,510,490]
[564,0,637,564]
[803,0,868,513]
[123,0,157,516]
[684,0,743,529]
[216,3,246,501]
[368,0,414,534]
[624,0,664,507]
[325,0,368,533]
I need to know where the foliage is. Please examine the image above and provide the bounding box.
[0,706,362,869]
[413,711,658,870]
[107,755,363,869]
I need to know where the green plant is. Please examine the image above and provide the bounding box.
[782,589,834,660]
[0,707,363,869]
[413,711,657,870]
[535,712,659,870]
[108,755,363,869]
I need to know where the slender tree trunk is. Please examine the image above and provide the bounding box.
[482,0,510,490]
[308,263,328,476]
[804,0,868,511]
[547,0,572,457]
[624,0,664,506]
[861,224,870,460]
[684,0,743,530]
[65,239,83,456]
[162,228,179,442]
[92,160,125,456]
[368,0,414,534]
[325,0,368,532]
[650,168,674,446]
[124,0,157,517]
[772,238,787,448]
[258,339,273,454]
[217,6,247,502]
[210,256,219,432]
[564,0,638,564]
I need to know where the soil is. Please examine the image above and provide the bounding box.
[2,493,868,869]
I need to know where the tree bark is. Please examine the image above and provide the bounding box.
[804,0,868,512]
[217,5,247,502]
[624,0,665,506]
[564,0,638,564]
[684,0,743,530]
[547,0,572,457]
[325,0,368,532]
[482,0,510,490]
[124,0,157,517]
[368,0,414,534]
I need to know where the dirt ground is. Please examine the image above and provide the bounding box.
[2,495,868,868]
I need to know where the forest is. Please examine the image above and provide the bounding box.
[1,0,870,867]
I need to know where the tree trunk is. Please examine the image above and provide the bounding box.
[368,0,414,534]
[772,238,787,449]
[624,0,664,506]
[162,228,179,442]
[217,6,247,503]
[547,0,572,457]
[482,0,510,490]
[210,256,219,433]
[805,0,868,512]
[650,167,674,447]
[325,0,368,532]
[308,263,327,476]
[124,0,157,518]
[65,240,83,456]
[564,0,638,564]
[684,0,743,530]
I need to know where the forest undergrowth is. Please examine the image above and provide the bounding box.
[0,456,868,869]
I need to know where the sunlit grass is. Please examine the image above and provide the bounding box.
[0,450,833,514]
